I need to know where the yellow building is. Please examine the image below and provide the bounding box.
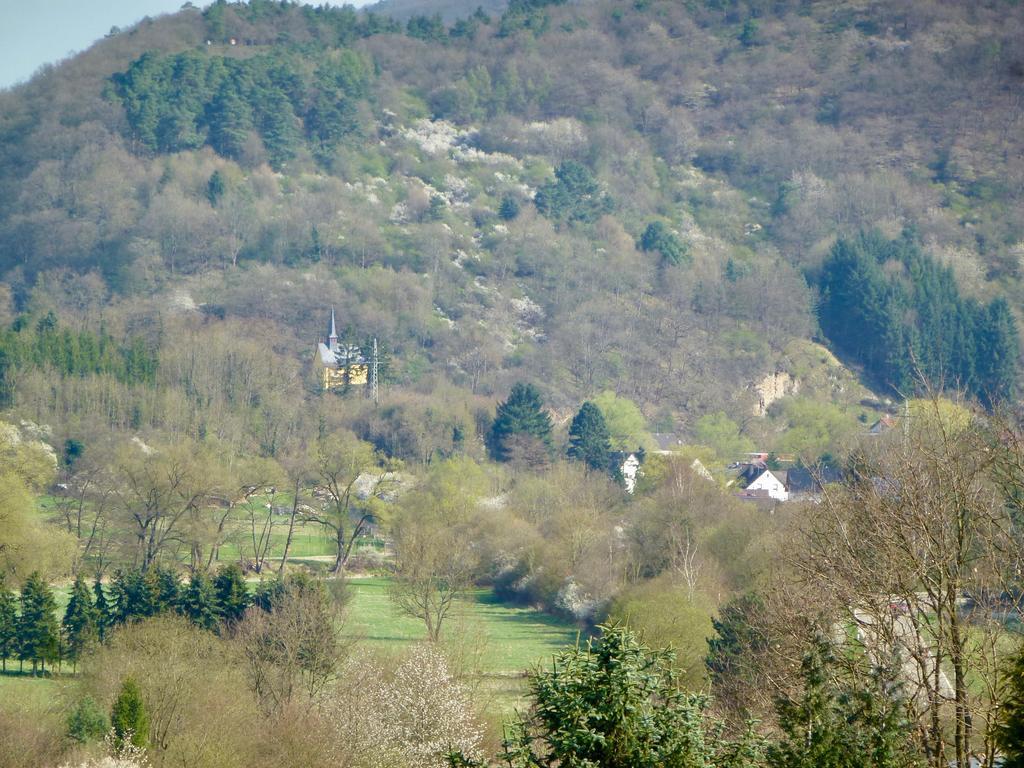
[314,308,368,391]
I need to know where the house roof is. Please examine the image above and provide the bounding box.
[869,415,897,434]
[786,466,844,493]
[317,342,336,366]
[317,340,366,369]
[738,462,768,484]
[736,488,776,500]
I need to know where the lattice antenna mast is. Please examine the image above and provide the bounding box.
[371,337,379,406]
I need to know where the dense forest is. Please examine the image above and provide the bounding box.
[820,231,1019,405]
[3,1,1024,767]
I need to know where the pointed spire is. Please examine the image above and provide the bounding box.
[328,307,338,353]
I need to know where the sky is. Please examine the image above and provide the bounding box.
[0,0,371,91]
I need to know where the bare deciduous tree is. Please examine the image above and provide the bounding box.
[793,396,1022,768]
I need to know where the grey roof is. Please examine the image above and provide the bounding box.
[317,342,337,366]
[786,466,844,493]
[738,462,768,484]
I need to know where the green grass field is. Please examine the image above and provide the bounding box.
[344,578,581,673]
[0,673,69,717]
[344,578,584,715]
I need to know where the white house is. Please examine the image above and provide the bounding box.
[743,468,789,501]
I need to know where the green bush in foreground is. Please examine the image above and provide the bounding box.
[452,623,764,768]
[66,696,108,744]
[110,677,148,750]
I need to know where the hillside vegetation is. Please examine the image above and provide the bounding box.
[0,0,1020,459]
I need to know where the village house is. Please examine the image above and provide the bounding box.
[732,459,843,503]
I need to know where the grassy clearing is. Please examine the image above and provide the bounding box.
[344,578,583,715]
[344,578,580,673]
[0,673,70,716]
[36,493,346,564]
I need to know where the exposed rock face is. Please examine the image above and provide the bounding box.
[753,371,799,417]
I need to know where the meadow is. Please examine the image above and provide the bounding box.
[1,575,582,721]
[343,577,582,715]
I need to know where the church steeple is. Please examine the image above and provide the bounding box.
[328,307,339,353]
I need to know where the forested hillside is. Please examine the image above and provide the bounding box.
[0,0,1021,462]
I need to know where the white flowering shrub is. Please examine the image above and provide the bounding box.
[555,578,599,621]
[57,729,149,768]
[337,644,483,768]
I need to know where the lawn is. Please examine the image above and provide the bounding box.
[35,493,346,565]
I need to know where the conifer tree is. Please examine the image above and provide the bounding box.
[567,401,612,472]
[178,570,220,631]
[150,566,180,613]
[485,624,763,768]
[93,576,111,642]
[17,571,60,674]
[534,160,612,225]
[213,563,249,625]
[487,382,553,462]
[638,221,689,266]
[767,638,920,768]
[110,569,155,624]
[0,573,17,672]
[111,677,149,750]
[996,643,1024,768]
[63,574,98,672]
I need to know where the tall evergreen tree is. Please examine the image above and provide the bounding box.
[110,569,156,624]
[0,573,17,672]
[178,570,220,631]
[111,677,149,750]
[63,574,98,672]
[17,571,60,674]
[566,401,612,472]
[93,576,111,642]
[486,382,553,462]
[213,563,250,626]
[976,297,1019,407]
[150,566,180,614]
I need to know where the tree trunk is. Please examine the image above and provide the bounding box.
[278,479,300,574]
[331,525,345,575]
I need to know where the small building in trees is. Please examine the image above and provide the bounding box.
[314,308,368,391]
[868,414,897,435]
[610,450,643,494]
[732,461,843,503]
[731,460,788,501]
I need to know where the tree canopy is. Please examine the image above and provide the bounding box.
[819,232,1018,406]
[487,382,553,463]
[566,401,612,472]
